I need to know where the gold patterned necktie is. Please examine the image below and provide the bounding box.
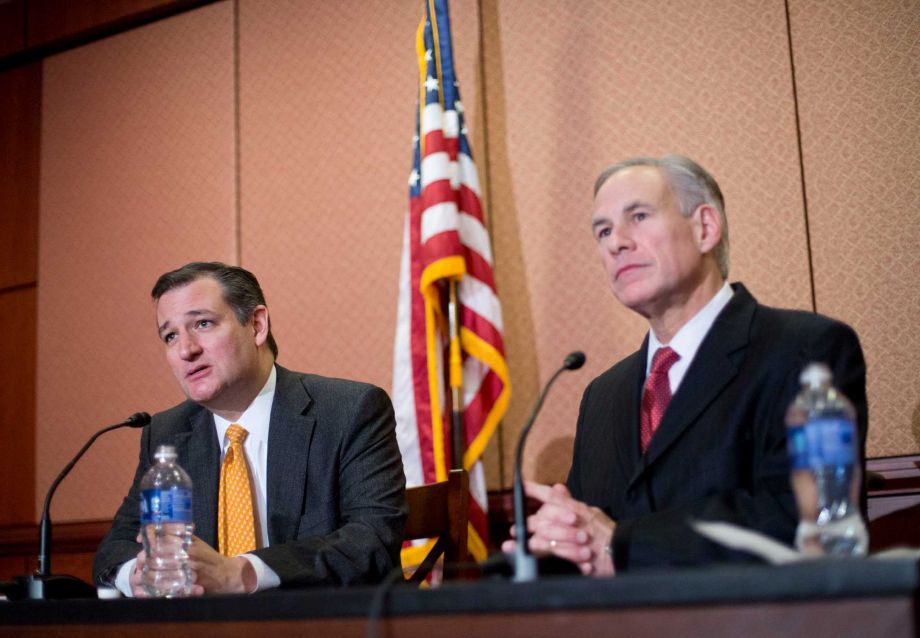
[218,424,257,556]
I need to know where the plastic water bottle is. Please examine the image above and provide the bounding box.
[140,445,194,597]
[785,363,867,556]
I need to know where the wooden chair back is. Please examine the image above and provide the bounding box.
[403,468,469,583]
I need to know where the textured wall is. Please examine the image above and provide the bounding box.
[788,0,920,459]
[31,0,919,521]
[236,0,480,388]
[482,0,812,484]
[37,1,236,520]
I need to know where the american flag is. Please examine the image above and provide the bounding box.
[393,0,510,564]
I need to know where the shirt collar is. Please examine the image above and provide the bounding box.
[647,282,734,372]
[213,365,277,448]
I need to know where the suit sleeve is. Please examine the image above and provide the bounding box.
[92,428,153,586]
[251,385,407,587]
[582,318,867,572]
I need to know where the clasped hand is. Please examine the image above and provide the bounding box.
[130,535,256,596]
[500,481,616,577]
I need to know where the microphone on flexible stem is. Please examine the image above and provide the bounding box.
[19,411,151,600]
[512,351,585,583]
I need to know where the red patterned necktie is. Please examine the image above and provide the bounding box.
[640,347,680,453]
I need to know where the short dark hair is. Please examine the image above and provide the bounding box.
[151,262,278,358]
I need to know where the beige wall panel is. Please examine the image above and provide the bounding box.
[237,0,490,465]
[789,0,920,457]
[37,2,235,521]
[482,0,809,485]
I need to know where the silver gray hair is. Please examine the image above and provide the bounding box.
[594,155,730,278]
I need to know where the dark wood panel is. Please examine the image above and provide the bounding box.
[26,0,212,47]
[2,551,97,584]
[0,287,36,525]
[0,520,109,582]
[0,0,26,58]
[0,598,914,638]
[0,556,28,581]
[1,0,221,71]
[0,558,916,635]
[867,455,920,551]
[0,520,110,556]
[35,552,96,584]
[0,63,40,290]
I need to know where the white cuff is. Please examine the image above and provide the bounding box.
[241,553,281,592]
[114,558,137,597]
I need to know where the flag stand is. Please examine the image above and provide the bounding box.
[448,278,464,470]
[395,0,511,567]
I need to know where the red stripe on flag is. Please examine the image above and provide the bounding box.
[420,179,456,210]
[409,195,438,484]
[422,129,448,156]
[460,305,505,354]
[422,230,463,269]
[457,183,482,220]
[462,247,496,292]
[463,370,504,446]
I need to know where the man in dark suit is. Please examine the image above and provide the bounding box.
[94,262,406,594]
[504,155,867,575]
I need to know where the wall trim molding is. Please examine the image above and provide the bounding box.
[0,0,220,73]
[0,520,110,557]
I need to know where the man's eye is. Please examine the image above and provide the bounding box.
[633,212,648,221]
[595,227,611,240]
[196,320,212,329]
[163,333,176,344]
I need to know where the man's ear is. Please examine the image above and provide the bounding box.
[251,306,270,347]
[693,204,722,255]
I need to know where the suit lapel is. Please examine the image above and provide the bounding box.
[613,340,648,492]
[175,407,220,547]
[632,284,756,481]
[266,365,316,545]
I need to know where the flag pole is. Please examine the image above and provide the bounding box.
[448,278,464,470]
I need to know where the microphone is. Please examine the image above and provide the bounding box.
[21,412,150,600]
[512,352,585,582]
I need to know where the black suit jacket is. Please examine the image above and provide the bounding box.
[567,283,868,571]
[94,365,407,588]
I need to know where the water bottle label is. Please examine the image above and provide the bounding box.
[787,425,809,469]
[792,417,856,468]
[140,487,193,524]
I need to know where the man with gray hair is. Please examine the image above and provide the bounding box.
[505,155,867,574]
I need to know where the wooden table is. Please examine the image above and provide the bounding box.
[1,558,917,637]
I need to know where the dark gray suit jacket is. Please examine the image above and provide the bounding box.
[567,283,868,571]
[94,365,407,588]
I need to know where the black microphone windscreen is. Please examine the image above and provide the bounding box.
[563,351,586,370]
[125,412,151,427]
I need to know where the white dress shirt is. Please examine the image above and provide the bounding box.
[115,367,281,595]
[646,282,734,394]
